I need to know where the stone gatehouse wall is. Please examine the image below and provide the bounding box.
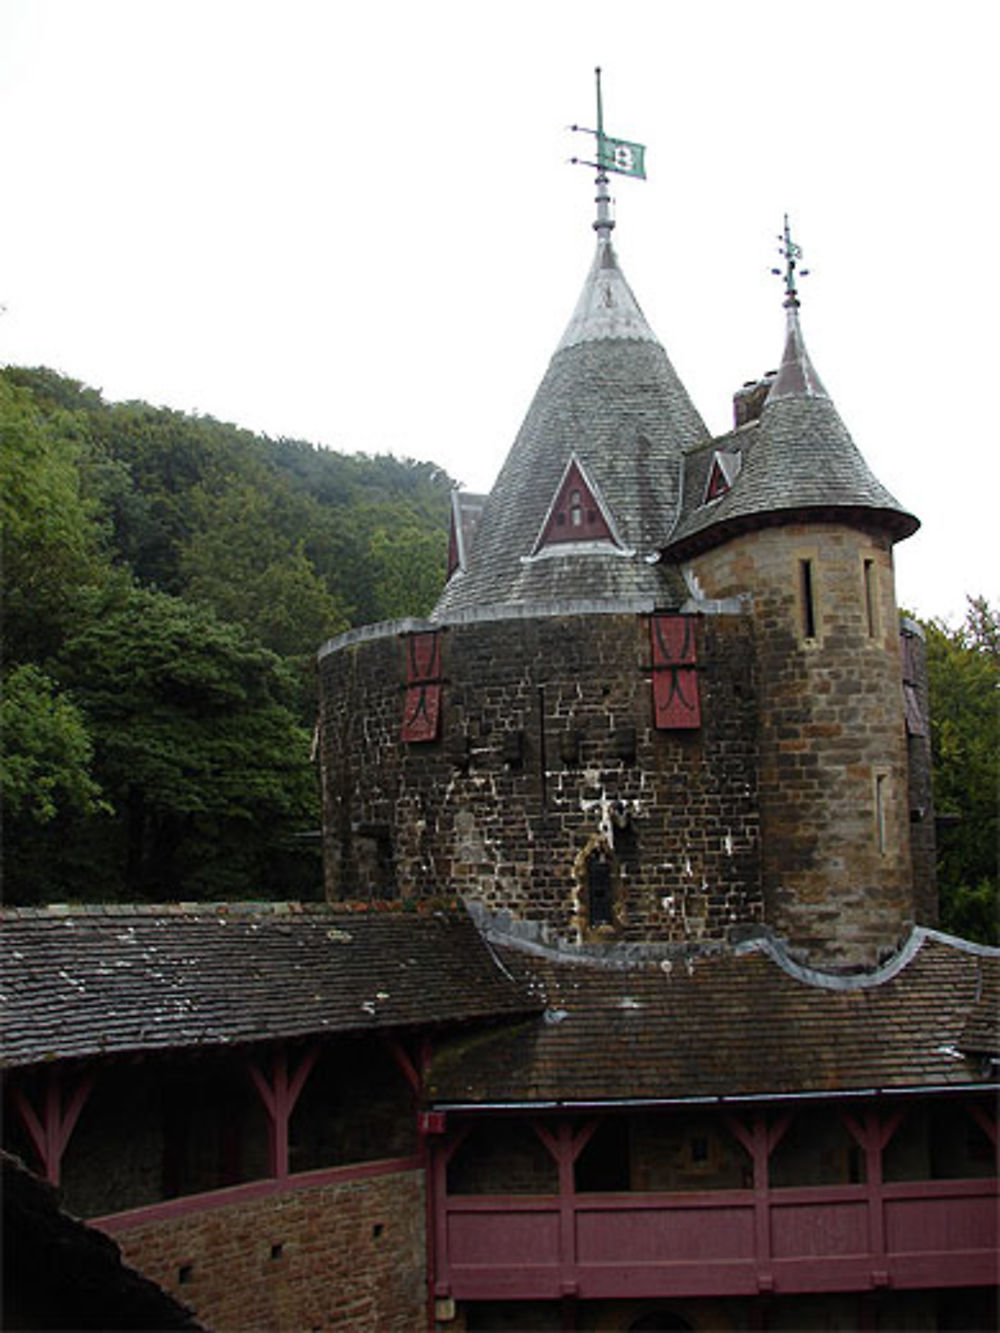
[103,1167,425,1333]
[319,610,762,945]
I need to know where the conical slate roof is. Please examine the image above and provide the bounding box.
[433,238,709,617]
[665,305,918,559]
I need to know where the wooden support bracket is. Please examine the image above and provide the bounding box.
[13,1066,95,1187]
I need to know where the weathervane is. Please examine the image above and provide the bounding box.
[570,68,646,237]
[772,214,809,309]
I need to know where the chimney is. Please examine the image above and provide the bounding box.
[733,371,776,428]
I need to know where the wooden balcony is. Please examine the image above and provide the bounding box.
[431,1107,999,1302]
[435,1177,998,1300]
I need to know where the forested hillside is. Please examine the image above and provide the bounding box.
[1,366,452,904]
[2,366,995,942]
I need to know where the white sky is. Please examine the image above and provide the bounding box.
[1,0,996,626]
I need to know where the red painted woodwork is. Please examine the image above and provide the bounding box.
[386,1036,423,1098]
[406,632,442,684]
[432,1109,998,1303]
[13,1067,95,1186]
[650,615,701,730]
[435,1179,998,1301]
[247,1044,319,1180]
[705,458,731,502]
[93,1154,422,1233]
[402,631,443,743]
[537,459,616,549]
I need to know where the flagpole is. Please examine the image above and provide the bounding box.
[593,66,613,239]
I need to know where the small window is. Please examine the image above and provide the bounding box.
[863,558,877,637]
[875,773,887,854]
[587,850,614,927]
[799,559,817,640]
[570,489,583,527]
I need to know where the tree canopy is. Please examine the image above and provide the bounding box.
[923,596,999,944]
[1,365,452,904]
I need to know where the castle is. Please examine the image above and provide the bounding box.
[2,153,997,1331]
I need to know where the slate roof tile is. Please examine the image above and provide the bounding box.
[427,934,998,1105]
[666,311,918,559]
[433,241,706,617]
[0,903,539,1068]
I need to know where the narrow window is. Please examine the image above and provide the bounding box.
[863,558,877,637]
[799,559,816,640]
[587,850,613,927]
[875,773,887,853]
[570,489,583,527]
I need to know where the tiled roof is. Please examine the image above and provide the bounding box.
[665,310,918,559]
[0,903,538,1069]
[433,240,706,617]
[427,931,999,1105]
[962,961,1000,1057]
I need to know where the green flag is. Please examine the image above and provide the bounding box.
[598,135,646,179]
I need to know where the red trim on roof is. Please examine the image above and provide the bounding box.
[538,459,616,548]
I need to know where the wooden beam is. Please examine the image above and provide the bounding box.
[12,1067,95,1187]
[247,1043,320,1180]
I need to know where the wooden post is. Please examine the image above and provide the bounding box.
[532,1116,598,1299]
[247,1043,319,1180]
[725,1110,791,1291]
[844,1107,902,1286]
[432,1124,470,1298]
[13,1066,95,1187]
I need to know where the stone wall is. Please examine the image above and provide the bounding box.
[319,611,762,946]
[900,618,937,925]
[688,523,916,965]
[109,1168,426,1333]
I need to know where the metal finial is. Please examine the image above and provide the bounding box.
[771,213,810,309]
[569,68,646,239]
[592,67,614,239]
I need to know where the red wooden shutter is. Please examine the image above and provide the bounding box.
[401,632,443,743]
[651,614,701,729]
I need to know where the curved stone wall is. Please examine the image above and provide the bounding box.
[318,609,762,948]
[687,522,916,963]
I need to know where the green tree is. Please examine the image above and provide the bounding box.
[368,520,447,619]
[179,480,350,660]
[6,584,322,904]
[0,664,108,823]
[924,596,999,944]
[0,377,108,661]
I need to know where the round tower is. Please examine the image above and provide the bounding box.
[318,167,770,953]
[663,221,920,966]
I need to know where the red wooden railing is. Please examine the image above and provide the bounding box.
[434,1177,998,1300]
[431,1107,999,1301]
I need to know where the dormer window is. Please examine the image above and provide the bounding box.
[531,454,625,556]
[701,450,742,506]
[705,462,729,502]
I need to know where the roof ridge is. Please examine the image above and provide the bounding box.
[0,898,468,922]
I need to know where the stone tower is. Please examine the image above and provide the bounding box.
[664,226,921,963]
[317,194,931,969]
